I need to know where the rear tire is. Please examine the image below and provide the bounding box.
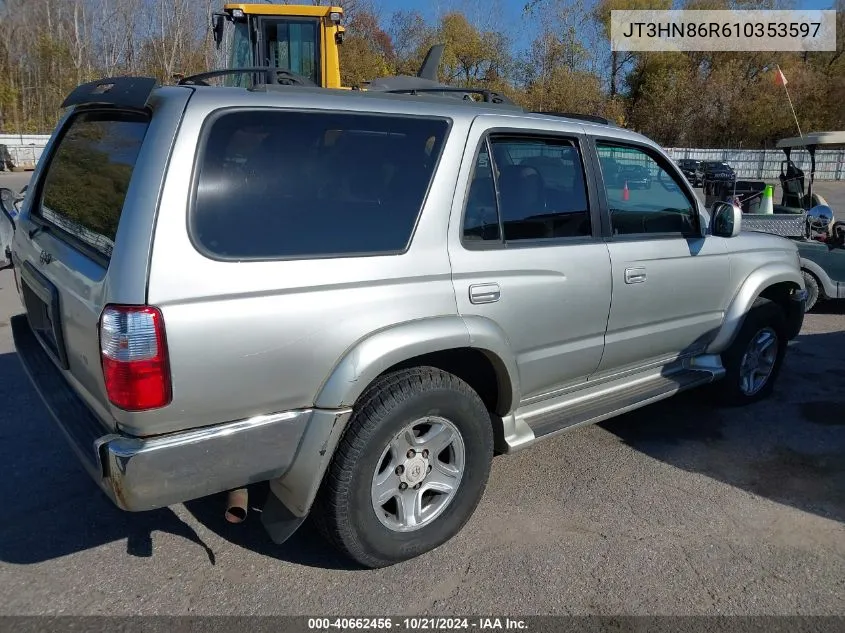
[311,366,494,568]
[802,270,822,312]
[712,299,787,406]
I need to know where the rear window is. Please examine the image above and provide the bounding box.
[191,109,450,260]
[37,110,150,260]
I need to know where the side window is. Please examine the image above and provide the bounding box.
[595,142,697,237]
[192,110,449,259]
[462,135,592,244]
[463,144,500,242]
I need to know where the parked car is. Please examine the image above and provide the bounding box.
[696,160,736,187]
[598,154,624,187]
[676,158,701,186]
[619,164,651,189]
[0,73,807,569]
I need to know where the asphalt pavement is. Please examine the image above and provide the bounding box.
[0,172,843,616]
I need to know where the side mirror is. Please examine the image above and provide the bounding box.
[711,201,742,238]
[807,204,834,233]
[212,14,225,50]
[0,187,16,271]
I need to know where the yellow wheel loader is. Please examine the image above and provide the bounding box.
[211,3,346,88]
[203,2,507,104]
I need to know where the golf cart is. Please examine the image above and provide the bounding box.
[739,131,845,312]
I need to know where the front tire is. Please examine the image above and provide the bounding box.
[712,299,787,406]
[312,366,494,568]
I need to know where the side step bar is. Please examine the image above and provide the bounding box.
[522,368,719,438]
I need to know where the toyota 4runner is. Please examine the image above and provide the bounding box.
[0,75,807,568]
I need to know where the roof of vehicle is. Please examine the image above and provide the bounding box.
[60,75,660,148]
[776,131,845,149]
[176,82,649,138]
[222,3,343,17]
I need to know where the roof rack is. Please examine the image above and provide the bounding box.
[534,112,612,125]
[381,87,516,105]
[177,67,317,87]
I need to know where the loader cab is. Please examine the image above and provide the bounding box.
[212,4,345,88]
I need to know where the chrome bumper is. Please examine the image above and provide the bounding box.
[11,313,341,512]
[97,410,312,511]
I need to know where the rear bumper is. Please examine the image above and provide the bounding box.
[11,313,328,512]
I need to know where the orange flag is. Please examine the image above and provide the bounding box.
[775,66,788,86]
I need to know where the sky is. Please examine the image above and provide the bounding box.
[372,0,839,52]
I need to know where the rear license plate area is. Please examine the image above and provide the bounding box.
[20,260,70,370]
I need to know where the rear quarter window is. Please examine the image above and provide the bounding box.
[36,110,150,261]
[191,109,450,260]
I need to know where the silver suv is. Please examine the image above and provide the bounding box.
[0,75,807,569]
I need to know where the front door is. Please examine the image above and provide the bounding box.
[447,119,612,404]
[591,138,733,376]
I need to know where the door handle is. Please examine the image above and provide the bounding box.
[624,267,647,284]
[469,283,500,304]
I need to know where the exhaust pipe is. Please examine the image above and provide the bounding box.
[225,487,248,523]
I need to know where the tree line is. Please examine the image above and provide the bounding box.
[0,0,842,148]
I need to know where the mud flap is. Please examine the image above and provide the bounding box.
[261,490,307,545]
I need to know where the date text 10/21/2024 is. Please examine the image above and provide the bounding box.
[307,618,529,630]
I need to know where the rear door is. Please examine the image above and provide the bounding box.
[11,91,189,429]
[447,115,612,404]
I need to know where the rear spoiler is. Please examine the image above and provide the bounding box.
[61,76,160,110]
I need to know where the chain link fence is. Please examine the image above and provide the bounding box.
[0,134,49,170]
[664,147,845,181]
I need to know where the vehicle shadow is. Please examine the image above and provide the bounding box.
[183,486,360,570]
[0,350,219,565]
[812,300,845,316]
[0,347,358,569]
[1,327,842,568]
[600,328,845,524]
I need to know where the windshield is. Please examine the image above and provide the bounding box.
[226,21,253,87]
[225,17,320,87]
[259,17,320,85]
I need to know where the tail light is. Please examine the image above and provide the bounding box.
[99,305,171,411]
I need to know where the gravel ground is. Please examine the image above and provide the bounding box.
[0,173,843,616]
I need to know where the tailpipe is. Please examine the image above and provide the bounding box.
[225,487,248,523]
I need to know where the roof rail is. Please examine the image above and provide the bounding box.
[382,87,516,105]
[177,67,317,87]
[534,111,612,125]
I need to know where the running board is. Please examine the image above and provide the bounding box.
[521,369,719,438]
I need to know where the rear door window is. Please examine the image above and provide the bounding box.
[191,109,450,260]
[36,110,150,261]
[463,134,592,243]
